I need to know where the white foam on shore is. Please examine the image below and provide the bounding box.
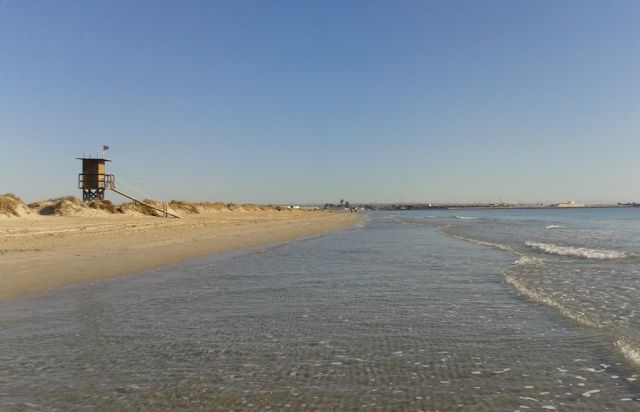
[524,241,630,260]
[509,256,640,369]
[505,255,600,328]
[438,228,515,253]
[503,272,599,329]
[513,256,545,266]
[614,337,640,367]
[545,225,565,229]
[437,217,640,375]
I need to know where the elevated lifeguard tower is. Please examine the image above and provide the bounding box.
[77,156,114,201]
[76,155,180,218]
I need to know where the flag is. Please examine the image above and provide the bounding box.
[102,145,110,151]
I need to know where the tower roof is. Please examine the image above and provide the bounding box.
[76,157,112,162]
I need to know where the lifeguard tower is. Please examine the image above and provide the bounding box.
[77,156,114,202]
[76,155,180,218]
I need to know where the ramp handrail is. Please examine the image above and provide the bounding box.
[109,187,181,218]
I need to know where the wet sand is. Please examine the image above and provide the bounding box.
[0,210,360,301]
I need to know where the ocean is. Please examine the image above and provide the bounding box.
[1,209,639,410]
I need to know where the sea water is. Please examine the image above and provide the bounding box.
[1,209,639,410]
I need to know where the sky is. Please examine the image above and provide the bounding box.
[2,1,639,204]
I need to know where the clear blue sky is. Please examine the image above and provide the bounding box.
[2,1,639,204]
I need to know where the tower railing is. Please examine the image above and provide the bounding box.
[78,174,115,190]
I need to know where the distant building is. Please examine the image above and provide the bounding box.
[556,200,585,208]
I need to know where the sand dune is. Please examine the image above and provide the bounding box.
[0,198,361,301]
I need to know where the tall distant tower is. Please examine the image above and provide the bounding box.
[77,157,113,201]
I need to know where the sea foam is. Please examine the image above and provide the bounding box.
[524,241,630,260]
[614,337,640,367]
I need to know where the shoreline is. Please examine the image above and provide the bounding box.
[0,210,362,302]
[378,205,638,211]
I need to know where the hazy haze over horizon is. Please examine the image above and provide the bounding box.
[2,1,639,204]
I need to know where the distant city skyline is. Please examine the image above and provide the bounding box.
[2,1,639,204]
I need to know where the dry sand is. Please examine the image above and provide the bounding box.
[0,209,361,301]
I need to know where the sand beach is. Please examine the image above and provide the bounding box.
[0,198,360,301]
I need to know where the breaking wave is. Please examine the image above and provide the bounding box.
[506,257,640,367]
[614,337,640,367]
[524,241,631,260]
[439,219,640,371]
[437,227,515,253]
[504,257,599,328]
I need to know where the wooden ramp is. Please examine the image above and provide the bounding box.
[110,187,181,218]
